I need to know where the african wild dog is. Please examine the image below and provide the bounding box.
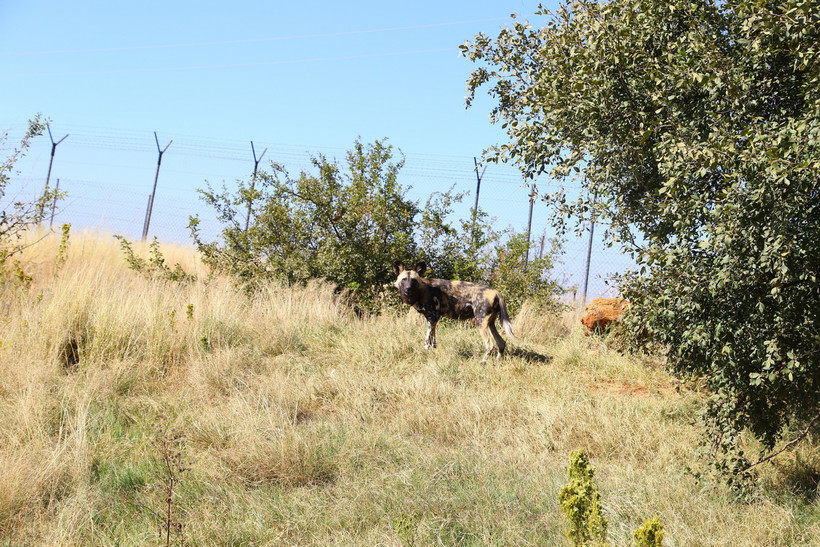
[392,260,515,361]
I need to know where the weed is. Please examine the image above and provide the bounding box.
[633,515,664,547]
[12,260,31,289]
[394,513,420,545]
[141,415,189,547]
[54,223,71,275]
[113,235,195,283]
[559,450,608,546]
[198,334,211,353]
[559,451,668,547]
[147,238,196,283]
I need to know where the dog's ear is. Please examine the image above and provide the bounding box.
[413,261,427,277]
[393,260,406,276]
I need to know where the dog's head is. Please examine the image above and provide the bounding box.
[392,260,427,303]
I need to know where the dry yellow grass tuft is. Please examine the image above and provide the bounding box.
[1,229,819,545]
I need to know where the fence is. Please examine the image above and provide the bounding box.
[4,124,630,304]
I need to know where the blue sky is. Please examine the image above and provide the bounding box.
[1,0,627,298]
[3,1,541,157]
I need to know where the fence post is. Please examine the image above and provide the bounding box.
[471,157,488,247]
[49,179,60,227]
[245,141,267,232]
[41,125,68,217]
[141,132,172,241]
[524,182,536,268]
[581,191,598,307]
[472,157,487,216]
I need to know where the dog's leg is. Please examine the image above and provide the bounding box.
[477,314,494,362]
[425,317,438,349]
[488,318,506,359]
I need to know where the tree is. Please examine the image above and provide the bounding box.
[463,0,820,479]
[1,115,61,263]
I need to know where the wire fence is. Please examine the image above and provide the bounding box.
[3,124,630,304]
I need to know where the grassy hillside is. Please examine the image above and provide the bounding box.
[1,230,819,546]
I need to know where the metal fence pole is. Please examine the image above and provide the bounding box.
[472,157,487,216]
[471,157,488,247]
[581,191,598,307]
[245,141,267,232]
[524,182,535,268]
[49,179,60,227]
[41,125,68,217]
[141,132,172,241]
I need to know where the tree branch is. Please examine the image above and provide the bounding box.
[749,410,820,469]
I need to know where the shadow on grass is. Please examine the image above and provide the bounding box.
[777,457,820,501]
[508,346,552,364]
[452,342,551,365]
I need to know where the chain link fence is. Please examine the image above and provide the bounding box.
[4,125,632,304]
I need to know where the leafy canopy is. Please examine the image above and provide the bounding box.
[463,0,820,478]
[190,139,419,305]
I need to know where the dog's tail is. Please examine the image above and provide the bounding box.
[498,294,517,341]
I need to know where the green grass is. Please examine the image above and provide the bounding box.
[1,231,819,545]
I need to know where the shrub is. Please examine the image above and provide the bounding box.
[633,515,664,547]
[113,236,195,284]
[558,450,608,546]
[1,115,62,259]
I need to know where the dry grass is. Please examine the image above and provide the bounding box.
[1,229,819,545]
